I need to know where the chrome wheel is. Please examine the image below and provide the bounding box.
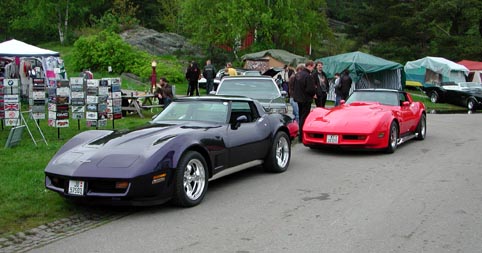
[183,159,206,201]
[430,92,438,103]
[264,131,291,173]
[385,121,398,153]
[416,114,426,140]
[275,135,290,168]
[173,151,208,207]
[467,99,475,111]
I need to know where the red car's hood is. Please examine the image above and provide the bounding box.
[304,103,392,133]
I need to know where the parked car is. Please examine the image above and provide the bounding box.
[302,89,426,153]
[422,81,482,111]
[215,76,288,114]
[44,96,293,207]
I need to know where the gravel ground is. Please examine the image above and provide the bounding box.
[0,210,131,253]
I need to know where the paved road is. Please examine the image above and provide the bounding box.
[28,114,482,253]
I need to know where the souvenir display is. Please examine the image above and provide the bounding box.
[47,80,70,128]
[0,77,4,120]
[70,77,85,119]
[104,77,123,120]
[30,78,46,120]
[85,79,108,127]
[2,79,21,126]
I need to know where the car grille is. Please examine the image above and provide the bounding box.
[47,175,128,194]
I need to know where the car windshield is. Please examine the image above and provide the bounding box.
[151,100,229,123]
[216,78,280,99]
[346,90,399,106]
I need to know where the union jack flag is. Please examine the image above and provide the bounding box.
[4,103,19,110]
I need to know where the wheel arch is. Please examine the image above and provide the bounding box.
[183,145,213,178]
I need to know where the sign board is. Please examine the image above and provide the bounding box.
[4,125,25,148]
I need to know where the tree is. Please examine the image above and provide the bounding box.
[7,0,107,45]
[178,0,333,60]
[329,0,482,62]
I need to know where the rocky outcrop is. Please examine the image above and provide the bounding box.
[120,27,202,57]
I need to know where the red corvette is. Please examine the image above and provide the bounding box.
[302,89,426,153]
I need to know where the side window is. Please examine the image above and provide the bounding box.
[230,101,257,123]
[399,93,408,105]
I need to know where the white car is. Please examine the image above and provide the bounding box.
[199,69,262,92]
[215,76,288,114]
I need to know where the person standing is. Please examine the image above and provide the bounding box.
[288,64,304,123]
[185,61,201,96]
[292,60,316,142]
[280,64,294,93]
[202,59,216,94]
[339,69,353,101]
[226,62,237,76]
[155,77,174,107]
[312,61,329,107]
[333,72,342,106]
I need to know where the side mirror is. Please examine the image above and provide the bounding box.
[231,115,248,129]
[340,100,346,105]
[402,101,410,106]
[281,90,287,97]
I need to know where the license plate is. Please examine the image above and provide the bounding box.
[68,180,85,195]
[326,134,339,144]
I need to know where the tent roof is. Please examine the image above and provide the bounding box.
[241,49,307,66]
[0,39,60,57]
[405,56,468,77]
[317,51,403,77]
[457,60,482,71]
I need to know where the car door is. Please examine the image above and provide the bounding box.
[399,92,419,134]
[226,101,271,167]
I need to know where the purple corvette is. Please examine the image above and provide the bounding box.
[45,96,294,207]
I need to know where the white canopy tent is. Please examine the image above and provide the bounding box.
[0,39,65,96]
[0,39,60,57]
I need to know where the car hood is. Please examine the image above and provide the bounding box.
[45,122,223,178]
[305,103,391,133]
[461,87,482,95]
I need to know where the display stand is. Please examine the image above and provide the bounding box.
[20,110,48,146]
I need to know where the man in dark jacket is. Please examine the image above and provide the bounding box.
[339,69,352,100]
[312,61,329,107]
[202,59,216,94]
[293,60,316,141]
[185,61,200,96]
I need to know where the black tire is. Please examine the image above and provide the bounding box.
[415,114,426,140]
[264,131,291,173]
[467,98,476,111]
[385,121,398,154]
[172,151,208,207]
[430,91,439,103]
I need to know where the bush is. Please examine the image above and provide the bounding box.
[71,31,185,84]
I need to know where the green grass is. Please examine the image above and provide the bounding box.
[0,111,159,237]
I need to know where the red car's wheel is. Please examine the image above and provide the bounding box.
[385,121,398,153]
[415,114,426,140]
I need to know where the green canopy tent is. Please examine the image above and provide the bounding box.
[241,49,307,73]
[317,51,405,100]
[404,56,469,87]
